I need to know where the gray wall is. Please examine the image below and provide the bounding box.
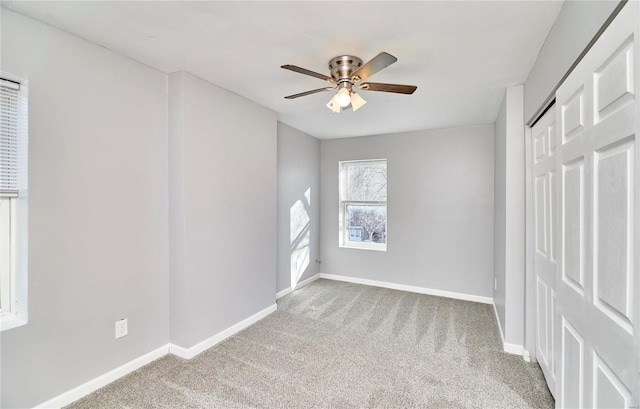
[168,71,277,348]
[276,123,320,294]
[1,10,169,408]
[524,0,620,122]
[320,125,494,298]
[493,85,525,347]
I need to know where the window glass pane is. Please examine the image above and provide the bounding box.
[346,204,386,244]
[345,162,387,202]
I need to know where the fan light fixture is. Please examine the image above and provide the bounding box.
[282,52,417,114]
[326,87,367,113]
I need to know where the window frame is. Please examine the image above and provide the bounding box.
[338,159,387,252]
[1,73,29,331]
[0,198,12,314]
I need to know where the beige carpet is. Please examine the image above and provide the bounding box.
[66,279,553,408]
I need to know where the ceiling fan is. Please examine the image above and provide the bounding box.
[281,52,417,113]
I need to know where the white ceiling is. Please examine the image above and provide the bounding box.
[2,1,563,139]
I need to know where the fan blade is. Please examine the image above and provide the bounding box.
[359,82,417,94]
[284,87,335,99]
[281,65,335,83]
[350,52,397,81]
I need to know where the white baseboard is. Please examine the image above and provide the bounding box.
[504,342,524,356]
[492,301,525,357]
[492,301,506,346]
[276,273,321,300]
[319,273,493,304]
[276,287,292,299]
[34,345,169,409]
[169,303,277,359]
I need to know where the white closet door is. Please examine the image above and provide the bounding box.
[532,106,558,397]
[555,2,639,408]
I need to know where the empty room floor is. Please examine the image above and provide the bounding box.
[66,279,553,408]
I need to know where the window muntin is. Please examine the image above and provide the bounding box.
[339,159,387,251]
[1,75,28,330]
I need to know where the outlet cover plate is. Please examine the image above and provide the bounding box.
[115,318,128,339]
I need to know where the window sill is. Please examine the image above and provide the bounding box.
[1,313,27,332]
[340,243,387,252]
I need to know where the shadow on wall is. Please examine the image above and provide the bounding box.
[290,188,311,290]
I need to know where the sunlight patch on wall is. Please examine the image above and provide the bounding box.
[290,188,311,289]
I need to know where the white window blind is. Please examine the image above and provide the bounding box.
[0,79,20,197]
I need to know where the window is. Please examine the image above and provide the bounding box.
[339,159,387,251]
[1,75,28,330]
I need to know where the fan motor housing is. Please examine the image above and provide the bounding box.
[329,55,363,82]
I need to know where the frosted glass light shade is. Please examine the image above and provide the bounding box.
[335,88,351,107]
[350,92,367,112]
[326,95,341,113]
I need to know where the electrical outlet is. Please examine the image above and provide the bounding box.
[494,278,497,291]
[115,318,128,339]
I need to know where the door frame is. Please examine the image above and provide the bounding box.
[525,124,536,363]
